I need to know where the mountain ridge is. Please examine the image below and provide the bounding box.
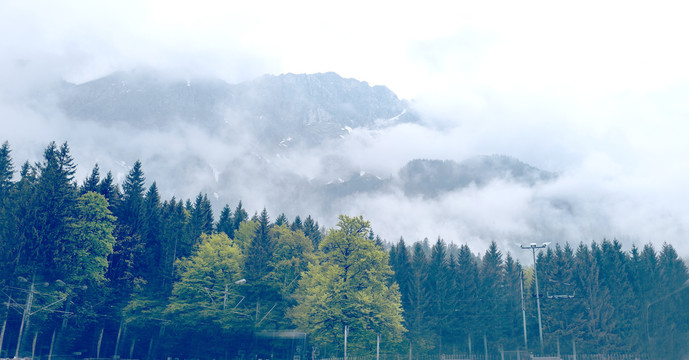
[58,70,418,147]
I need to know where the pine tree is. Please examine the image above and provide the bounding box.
[108,160,147,303]
[160,198,190,293]
[0,142,15,281]
[652,243,689,358]
[25,142,78,279]
[98,170,120,209]
[501,253,523,349]
[117,160,146,234]
[455,244,479,350]
[245,208,274,282]
[391,238,413,326]
[80,163,100,194]
[574,241,613,352]
[408,241,431,352]
[478,241,504,351]
[291,215,303,232]
[426,237,452,352]
[232,201,248,232]
[303,215,322,249]
[216,204,234,236]
[142,182,163,291]
[189,193,214,241]
[274,213,288,227]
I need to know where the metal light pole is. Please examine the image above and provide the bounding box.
[520,271,528,351]
[521,242,549,355]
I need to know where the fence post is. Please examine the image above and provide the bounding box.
[572,338,576,360]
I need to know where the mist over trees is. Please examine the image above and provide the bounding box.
[0,141,687,360]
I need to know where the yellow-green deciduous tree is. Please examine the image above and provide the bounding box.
[289,215,405,355]
[165,233,246,332]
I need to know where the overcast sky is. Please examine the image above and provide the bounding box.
[2,0,689,259]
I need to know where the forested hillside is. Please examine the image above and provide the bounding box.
[0,141,687,360]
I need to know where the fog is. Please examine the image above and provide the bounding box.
[2,1,689,262]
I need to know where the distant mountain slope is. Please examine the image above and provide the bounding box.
[58,70,418,147]
[313,155,556,201]
[399,155,557,197]
[58,70,231,128]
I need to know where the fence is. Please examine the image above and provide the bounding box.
[318,353,649,360]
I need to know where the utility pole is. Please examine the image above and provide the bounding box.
[15,280,35,359]
[344,325,348,360]
[520,271,528,351]
[521,242,549,355]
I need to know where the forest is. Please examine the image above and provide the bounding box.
[0,141,687,360]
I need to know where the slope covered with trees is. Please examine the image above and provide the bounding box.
[0,141,687,360]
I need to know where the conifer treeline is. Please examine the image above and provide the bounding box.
[0,141,687,360]
[388,238,689,359]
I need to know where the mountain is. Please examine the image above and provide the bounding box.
[398,155,557,198]
[321,155,557,200]
[50,69,557,220]
[58,70,418,148]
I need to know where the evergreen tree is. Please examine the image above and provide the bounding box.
[98,170,120,209]
[80,163,100,194]
[391,238,413,327]
[426,237,452,352]
[455,244,480,350]
[245,208,274,282]
[501,253,523,349]
[408,241,432,352]
[160,198,190,293]
[108,160,147,304]
[189,193,214,241]
[574,242,613,352]
[232,201,248,234]
[291,215,303,232]
[478,241,504,351]
[303,215,322,249]
[651,243,689,358]
[142,182,164,291]
[23,142,78,279]
[117,160,146,233]
[0,142,15,280]
[216,204,234,236]
[274,213,288,227]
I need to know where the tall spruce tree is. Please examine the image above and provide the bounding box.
[0,142,14,281]
[408,241,432,352]
[98,170,120,210]
[27,142,78,280]
[303,215,322,249]
[455,244,479,351]
[189,193,214,242]
[216,204,233,236]
[142,182,163,291]
[232,201,248,233]
[478,241,504,351]
[80,164,100,194]
[426,238,452,352]
[108,160,147,303]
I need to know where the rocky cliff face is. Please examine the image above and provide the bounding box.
[58,70,418,148]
